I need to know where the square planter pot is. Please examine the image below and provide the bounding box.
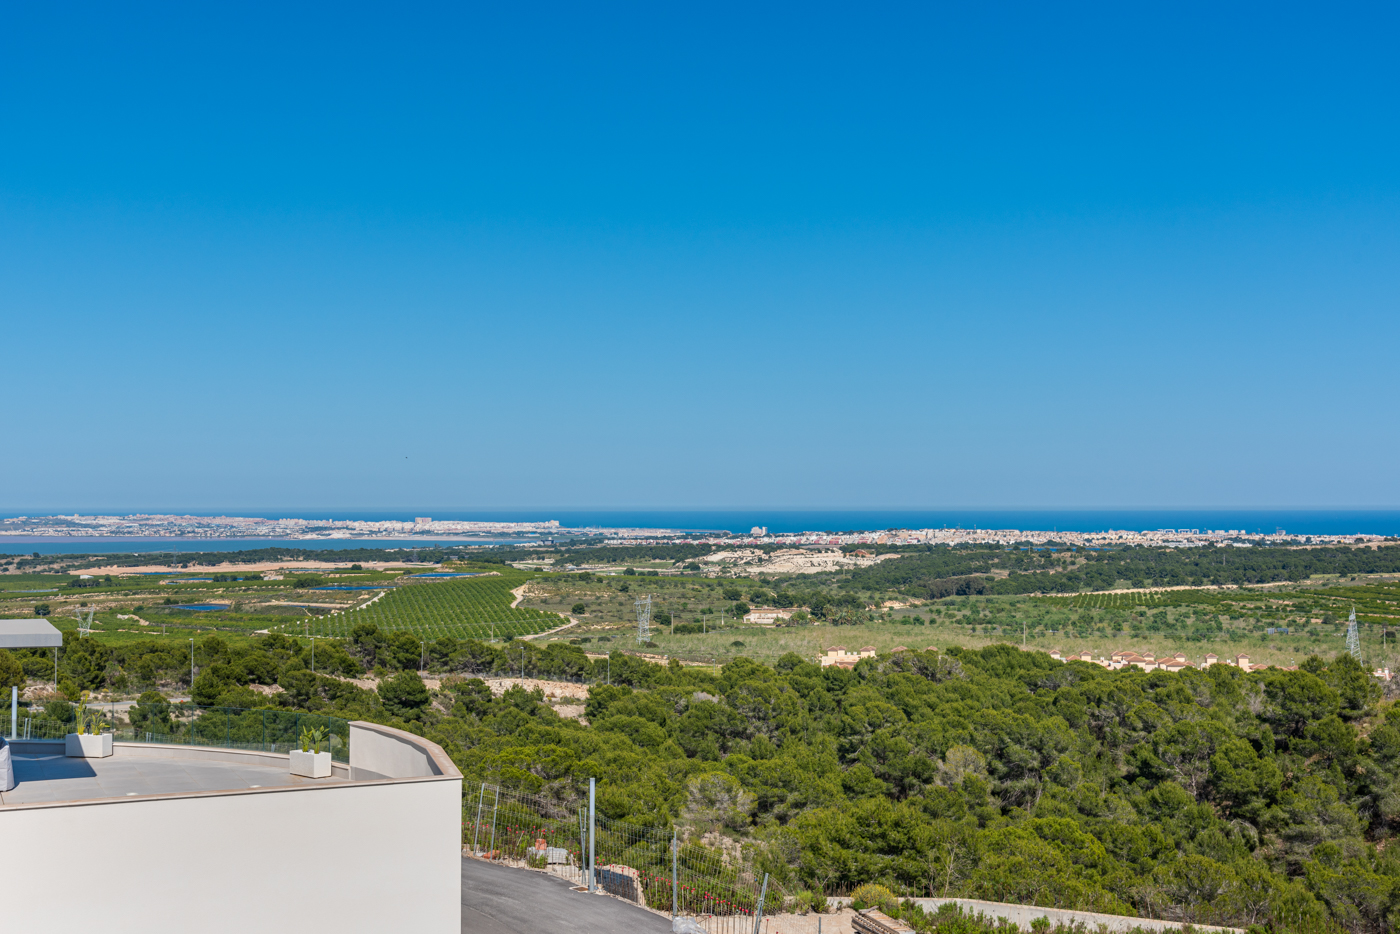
[289,749,332,778]
[65,732,113,758]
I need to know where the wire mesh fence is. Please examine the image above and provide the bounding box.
[464,783,588,887]
[464,781,784,934]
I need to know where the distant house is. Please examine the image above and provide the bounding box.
[890,645,908,653]
[1055,647,1209,674]
[819,645,877,668]
[1203,653,1220,667]
[1234,654,1252,672]
[744,607,797,626]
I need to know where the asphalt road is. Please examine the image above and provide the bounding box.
[462,857,673,934]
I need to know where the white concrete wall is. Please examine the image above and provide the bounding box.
[2,739,462,934]
[350,721,443,780]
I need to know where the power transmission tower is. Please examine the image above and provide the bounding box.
[1346,607,1362,662]
[75,607,94,637]
[635,594,652,645]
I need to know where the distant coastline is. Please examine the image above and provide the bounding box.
[0,508,1397,555]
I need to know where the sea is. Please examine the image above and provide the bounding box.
[1,509,1398,555]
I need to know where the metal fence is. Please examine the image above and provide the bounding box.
[10,705,350,763]
[465,780,781,934]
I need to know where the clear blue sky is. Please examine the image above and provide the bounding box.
[3,2,1397,512]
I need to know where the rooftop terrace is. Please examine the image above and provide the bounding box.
[1,743,346,806]
[1,722,463,933]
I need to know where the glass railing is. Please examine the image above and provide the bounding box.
[9,705,349,763]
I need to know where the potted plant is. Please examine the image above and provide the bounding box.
[289,725,331,778]
[65,693,113,758]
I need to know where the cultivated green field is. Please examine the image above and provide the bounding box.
[323,574,564,641]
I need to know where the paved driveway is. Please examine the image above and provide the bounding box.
[462,857,672,934]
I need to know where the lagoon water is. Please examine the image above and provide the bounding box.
[0,537,531,556]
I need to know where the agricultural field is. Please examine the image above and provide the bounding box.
[322,573,564,641]
[528,578,1399,672]
[0,563,566,644]
[1038,580,1400,625]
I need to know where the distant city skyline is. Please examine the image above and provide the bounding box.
[3,4,1397,509]
[3,509,1399,550]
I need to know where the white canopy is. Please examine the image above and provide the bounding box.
[0,619,63,649]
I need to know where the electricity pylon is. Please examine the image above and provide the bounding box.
[1346,607,1362,662]
[635,594,652,645]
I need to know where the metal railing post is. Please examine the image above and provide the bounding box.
[752,873,768,934]
[488,786,500,857]
[671,832,678,920]
[472,783,486,855]
[587,777,597,893]
[10,686,16,740]
[577,807,587,886]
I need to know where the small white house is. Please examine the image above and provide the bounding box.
[744,607,797,625]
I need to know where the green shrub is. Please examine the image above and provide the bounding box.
[850,883,898,915]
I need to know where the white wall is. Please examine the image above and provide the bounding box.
[2,750,461,934]
[350,721,443,780]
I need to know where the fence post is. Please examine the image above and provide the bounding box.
[752,873,768,934]
[587,777,597,893]
[472,783,486,855]
[578,806,588,887]
[671,832,678,920]
[262,709,266,752]
[488,786,500,857]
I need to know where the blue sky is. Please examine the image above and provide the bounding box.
[2,2,1398,511]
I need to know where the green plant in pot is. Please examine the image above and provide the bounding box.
[73,692,102,735]
[290,723,333,778]
[64,691,113,758]
[299,725,328,755]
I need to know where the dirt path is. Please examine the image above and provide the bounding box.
[522,619,577,641]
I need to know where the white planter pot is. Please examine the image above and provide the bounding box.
[65,733,113,758]
[289,749,332,778]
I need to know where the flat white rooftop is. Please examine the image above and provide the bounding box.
[0,618,63,648]
[2,749,345,806]
[1,723,461,934]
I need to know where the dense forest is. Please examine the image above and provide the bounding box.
[847,544,1400,597]
[7,627,1398,933]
